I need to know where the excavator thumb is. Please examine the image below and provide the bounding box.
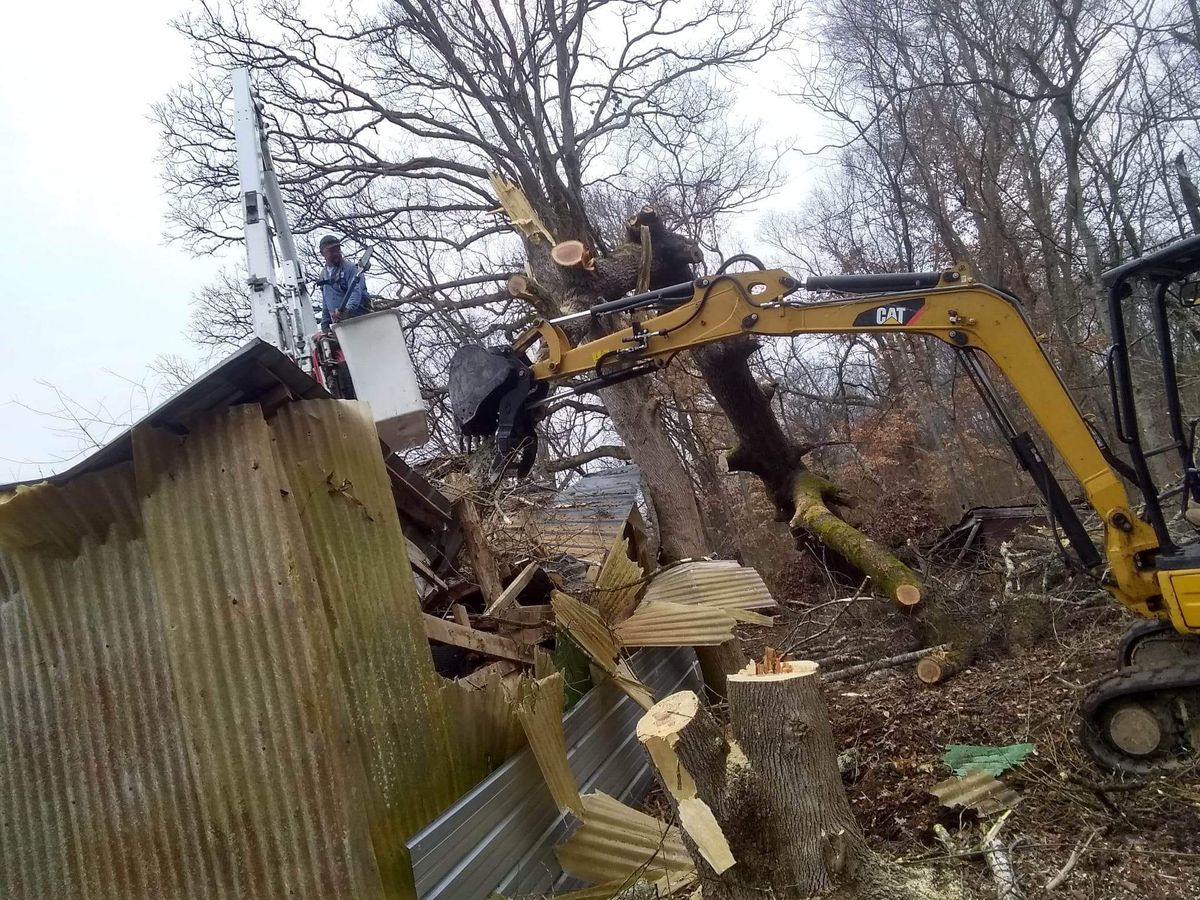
[448,344,545,476]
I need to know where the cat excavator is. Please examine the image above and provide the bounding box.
[448,235,1200,774]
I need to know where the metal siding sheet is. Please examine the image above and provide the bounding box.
[408,647,701,899]
[0,469,220,898]
[269,401,464,891]
[133,405,383,897]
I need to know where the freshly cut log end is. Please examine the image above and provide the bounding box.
[551,239,595,271]
[506,273,530,297]
[636,690,701,742]
[895,583,922,607]
[916,651,962,685]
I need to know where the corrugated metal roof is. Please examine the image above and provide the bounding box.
[407,647,702,899]
[0,340,326,494]
[0,400,475,898]
[643,559,776,625]
[531,466,642,565]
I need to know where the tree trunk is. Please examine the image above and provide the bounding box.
[695,340,923,607]
[639,665,940,899]
[519,209,748,686]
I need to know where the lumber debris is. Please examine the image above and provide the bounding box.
[445,472,505,605]
[483,560,542,617]
[460,660,521,689]
[423,612,535,664]
[916,649,965,685]
[821,643,951,682]
[487,603,551,627]
[508,673,582,816]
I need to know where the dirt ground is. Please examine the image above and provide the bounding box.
[738,598,1200,899]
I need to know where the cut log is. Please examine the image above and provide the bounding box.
[916,650,965,685]
[445,473,505,605]
[821,644,951,682]
[551,240,594,270]
[423,613,535,665]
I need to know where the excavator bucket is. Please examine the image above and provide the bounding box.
[448,344,544,475]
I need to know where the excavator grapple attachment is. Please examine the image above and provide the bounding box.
[448,344,544,476]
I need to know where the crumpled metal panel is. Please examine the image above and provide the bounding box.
[642,559,776,624]
[614,601,737,647]
[407,647,702,900]
[930,769,1021,814]
[554,791,691,884]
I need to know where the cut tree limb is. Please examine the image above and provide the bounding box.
[821,644,951,682]
[981,814,1025,900]
[916,649,966,685]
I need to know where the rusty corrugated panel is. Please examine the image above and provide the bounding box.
[268,400,466,890]
[643,560,776,624]
[614,601,737,647]
[930,770,1021,814]
[442,670,527,796]
[133,405,384,897]
[0,397,488,899]
[0,466,221,898]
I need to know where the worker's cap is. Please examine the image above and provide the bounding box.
[318,234,342,250]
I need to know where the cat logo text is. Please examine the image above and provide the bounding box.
[851,298,926,328]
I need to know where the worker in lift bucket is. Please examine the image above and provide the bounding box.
[314,234,370,337]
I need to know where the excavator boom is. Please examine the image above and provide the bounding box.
[447,243,1200,772]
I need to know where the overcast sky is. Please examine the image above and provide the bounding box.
[0,2,818,486]
[0,1,223,484]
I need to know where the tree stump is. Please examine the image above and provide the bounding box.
[638,660,942,899]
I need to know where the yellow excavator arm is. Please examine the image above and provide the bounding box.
[511,267,1173,623]
[446,241,1200,772]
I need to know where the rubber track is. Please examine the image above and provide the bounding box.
[1079,662,1200,774]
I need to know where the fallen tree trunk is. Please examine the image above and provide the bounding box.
[694,339,924,609]
[638,661,942,899]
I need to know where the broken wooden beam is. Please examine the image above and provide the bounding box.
[483,560,541,617]
[423,613,535,665]
[445,473,505,605]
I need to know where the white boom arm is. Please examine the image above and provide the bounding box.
[231,68,310,363]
